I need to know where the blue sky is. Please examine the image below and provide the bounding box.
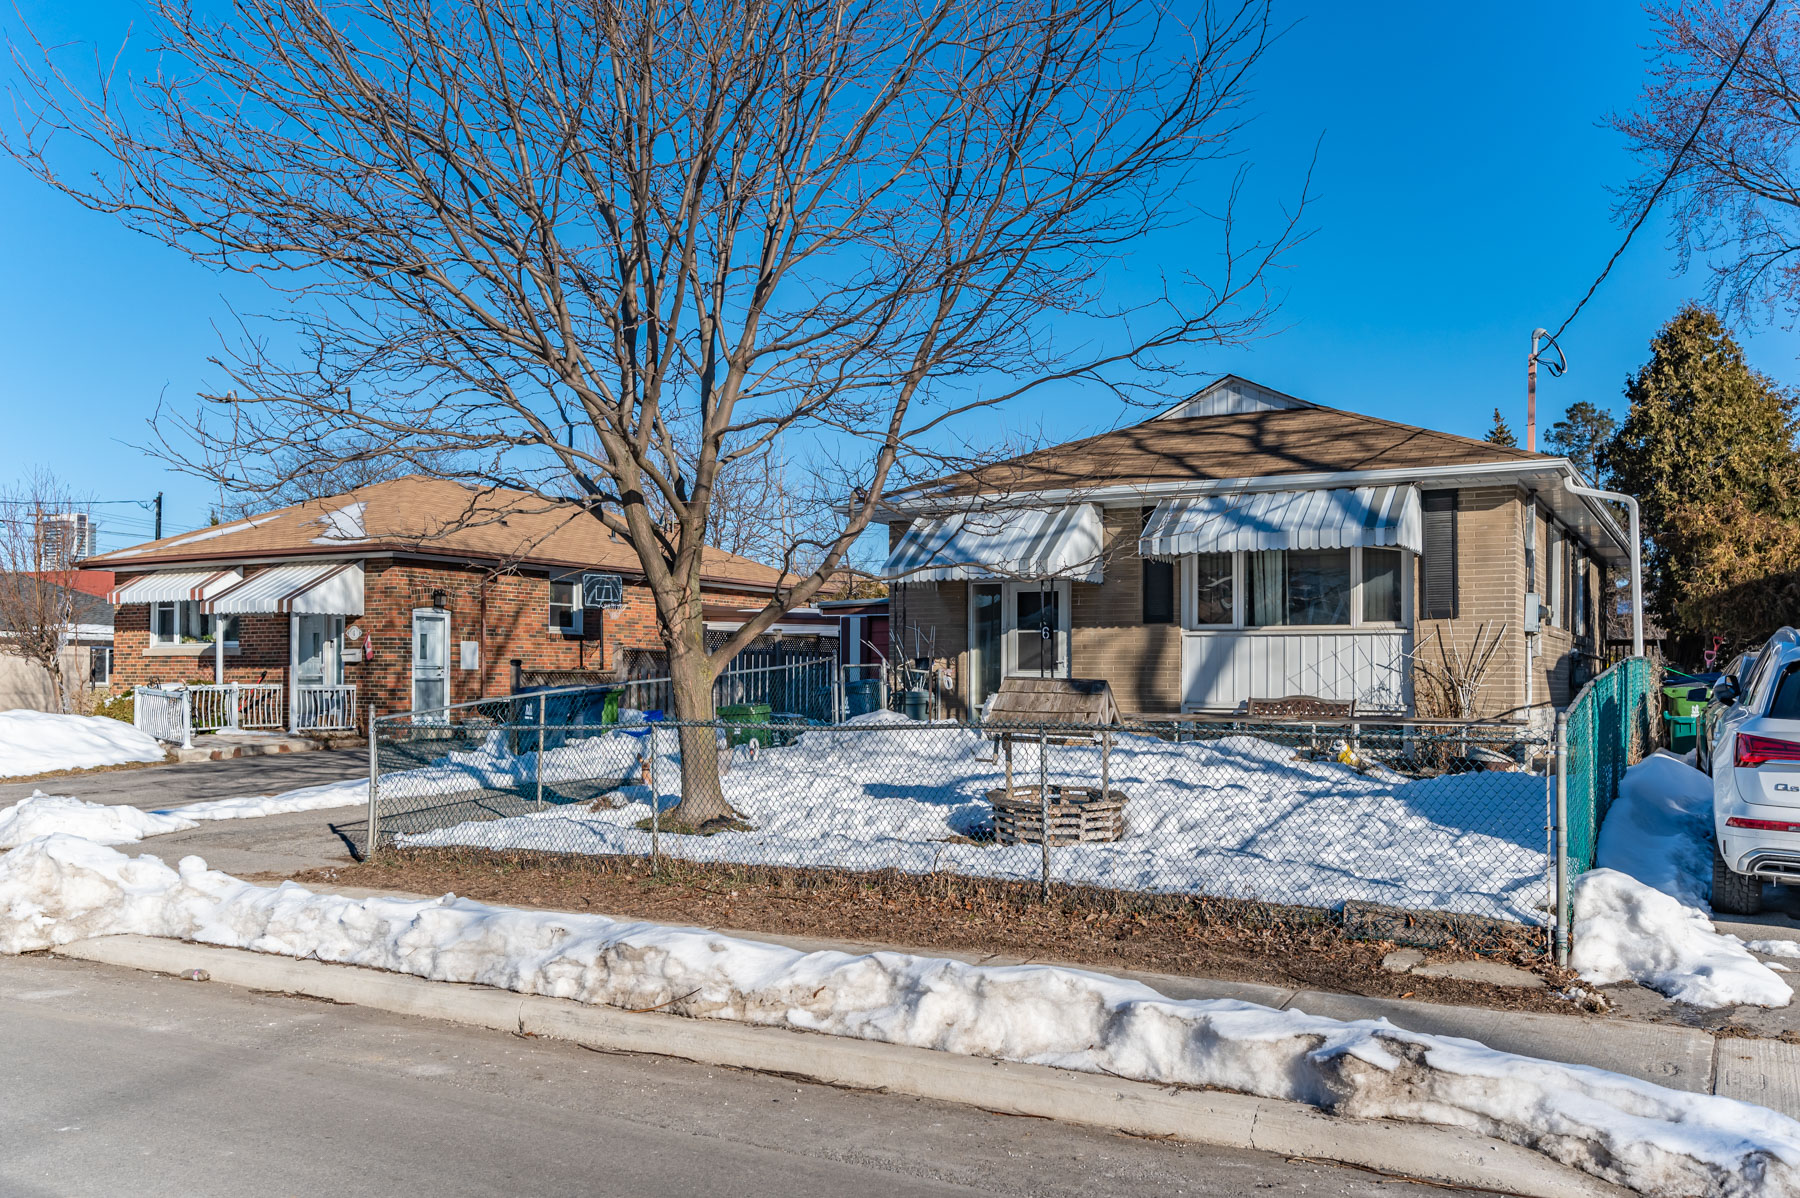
[3,1,1797,553]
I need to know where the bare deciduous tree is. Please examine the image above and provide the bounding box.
[0,472,89,714]
[8,0,1305,824]
[1614,1,1800,322]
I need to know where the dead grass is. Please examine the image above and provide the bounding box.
[0,756,173,786]
[292,847,1583,1016]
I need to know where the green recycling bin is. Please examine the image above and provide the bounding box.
[718,702,774,748]
[1664,712,1700,754]
[1662,684,1709,718]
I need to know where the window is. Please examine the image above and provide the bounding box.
[548,579,583,635]
[148,601,237,647]
[1248,548,1351,627]
[1192,552,1234,625]
[1140,507,1176,624]
[1362,547,1403,625]
[1420,490,1457,619]
[89,646,112,685]
[1769,664,1800,720]
[1546,524,1565,627]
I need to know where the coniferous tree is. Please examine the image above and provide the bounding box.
[1606,304,1800,644]
[1485,408,1518,448]
[1544,401,1618,482]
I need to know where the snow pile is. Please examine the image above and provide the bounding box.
[397,719,1551,922]
[0,793,197,849]
[163,778,367,822]
[0,711,166,777]
[1570,753,1791,1008]
[1,835,1795,1197]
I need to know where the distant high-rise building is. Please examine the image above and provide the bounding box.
[36,512,100,569]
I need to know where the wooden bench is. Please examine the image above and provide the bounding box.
[1246,695,1356,720]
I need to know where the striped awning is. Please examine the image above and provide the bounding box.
[110,568,243,605]
[1139,486,1422,558]
[205,562,364,616]
[882,505,1105,584]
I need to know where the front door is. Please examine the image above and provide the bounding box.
[968,583,1004,713]
[411,608,450,718]
[296,614,344,687]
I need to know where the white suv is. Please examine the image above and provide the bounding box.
[1708,628,1800,915]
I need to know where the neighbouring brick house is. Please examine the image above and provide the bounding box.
[83,476,788,730]
[878,376,1628,723]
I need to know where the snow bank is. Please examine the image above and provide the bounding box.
[1570,753,1791,1008]
[397,725,1551,922]
[164,778,367,821]
[0,793,196,849]
[0,711,165,777]
[1,834,1795,1198]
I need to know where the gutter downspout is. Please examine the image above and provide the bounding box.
[1564,482,1643,658]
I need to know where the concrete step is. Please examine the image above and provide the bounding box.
[173,732,365,763]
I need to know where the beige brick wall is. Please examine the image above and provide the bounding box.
[1414,485,1529,720]
[1070,507,1181,714]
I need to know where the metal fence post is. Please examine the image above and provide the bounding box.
[365,703,380,860]
[180,688,193,750]
[1038,726,1050,903]
[1554,710,1571,969]
[650,723,662,872]
[227,681,240,731]
[535,698,547,810]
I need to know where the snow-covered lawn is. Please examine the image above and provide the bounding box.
[394,714,1551,923]
[1570,753,1792,1008]
[0,793,197,849]
[0,711,165,777]
[0,833,1793,1197]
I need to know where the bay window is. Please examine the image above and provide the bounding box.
[1187,546,1406,630]
[149,600,238,647]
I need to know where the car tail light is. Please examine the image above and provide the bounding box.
[1728,816,1800,832]
[1736,733,1800,768]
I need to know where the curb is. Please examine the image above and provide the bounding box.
[50,935,1627,1198]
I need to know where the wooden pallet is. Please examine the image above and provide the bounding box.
[987,785,1127,845]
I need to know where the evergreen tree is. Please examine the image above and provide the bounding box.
[1485,408,1518,448]
[1544,400,1618,482]
[1606,303,1800,642]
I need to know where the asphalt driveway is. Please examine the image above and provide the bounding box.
[0,749,365,812]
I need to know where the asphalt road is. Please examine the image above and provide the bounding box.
[0,748,366,811]
[0,954,1487,1198]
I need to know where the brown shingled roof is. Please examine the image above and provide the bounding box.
[897,404,1550,500]
[83,475,784,590]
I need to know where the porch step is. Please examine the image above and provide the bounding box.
[172,732,363,763]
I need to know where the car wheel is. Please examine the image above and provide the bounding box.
[1712,839,1765,916]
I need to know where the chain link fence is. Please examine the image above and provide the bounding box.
[364,698,1554,932]
[1554,656,1660,963]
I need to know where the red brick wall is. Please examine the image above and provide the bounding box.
[113,560,776,721]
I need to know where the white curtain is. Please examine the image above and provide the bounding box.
[1250,551,1285,627]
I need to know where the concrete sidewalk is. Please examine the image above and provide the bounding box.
[0,747,365,811]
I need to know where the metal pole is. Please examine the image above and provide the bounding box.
[180,688,193,750]
[650,724,661,872]
[1038,727,1050,902]
[153,492,162,540]
[1527,330,1540,453]
[1564,481,1643,658]
[535,697,546,809]
[365,704,380,860]
[1554,710,1571,969]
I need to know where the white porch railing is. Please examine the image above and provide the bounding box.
[133,686,191,747]
[295,684,357,731]
[190,683,286,732]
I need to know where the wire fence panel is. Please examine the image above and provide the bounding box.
[1561,657,1659,876]
[369,708,1553,928]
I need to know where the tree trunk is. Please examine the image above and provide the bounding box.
[665,622,736,829]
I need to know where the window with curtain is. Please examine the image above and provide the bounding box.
[1247,549,1352,627]
[1361,547,1402,624]
[149,601,237,646]
[1192,552,1233,625]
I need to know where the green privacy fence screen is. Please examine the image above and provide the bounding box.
[1560,657,1660,875]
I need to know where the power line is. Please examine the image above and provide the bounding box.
[1551,0,1779,342]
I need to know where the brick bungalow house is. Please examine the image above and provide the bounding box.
[879,376,1630,723]
[83,476,787,729]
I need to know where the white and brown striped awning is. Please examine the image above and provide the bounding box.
[1138,486,1422,559]
[881,504,1105,584]
[205,562,364,616]
[109,567,243,605]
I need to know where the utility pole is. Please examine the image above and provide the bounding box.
[153,492,163,539]
[1527,328,1566,452]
